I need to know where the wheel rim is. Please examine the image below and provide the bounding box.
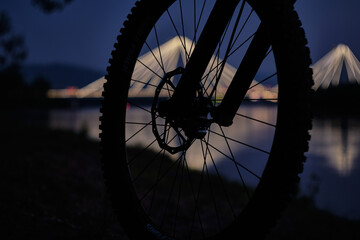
[120,1,280,239]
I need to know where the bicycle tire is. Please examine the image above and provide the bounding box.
[100,0,313,239]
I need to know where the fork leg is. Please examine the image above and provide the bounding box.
[212,23,271,126]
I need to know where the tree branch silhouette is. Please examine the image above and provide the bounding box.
[31,0,74,13]
[0,12,27,70]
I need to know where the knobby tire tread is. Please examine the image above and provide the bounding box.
[100,0,314,239]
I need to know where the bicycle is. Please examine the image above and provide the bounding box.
[100,0,313,239]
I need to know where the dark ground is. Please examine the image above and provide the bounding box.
[1,110,360,240]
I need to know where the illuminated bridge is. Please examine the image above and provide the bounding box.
[47,37,277,100]
[48,39,360,99]
[312,44,360,91]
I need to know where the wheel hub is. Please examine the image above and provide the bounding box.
[151,68,214,154]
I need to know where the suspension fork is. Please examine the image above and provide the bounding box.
[169,0,241,111]
[168,0,271,128]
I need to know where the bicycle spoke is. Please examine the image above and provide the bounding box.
[126,121,166,127]
[200,140,220,216]
[154,25,165,72]
[230,9,254,50]
[127,116,174,166]
[160,153,183,229]
[173,156,185,237]
[164,80,175,98]
[178,0,187,62]
[137,58,163,79]
[131,78,161,90]
[201,137,237,217]
[235,113,276,127]
[131,147,166,183]
[190,0,208,54]
[208,128,270,155]
[138,153,183,202]
[166,9,190,60]
[228,31,256,57]
[187,155,206,238]
[130,77,177,98]
[204,157,223,230]
[249,72,277,90]
[218,125,251,199]
[126,119,152,143]
[148,149,171,215]
[243,98,278,101]
[145,40,166,74]
[200,138,226,229]
[203,137,262,180]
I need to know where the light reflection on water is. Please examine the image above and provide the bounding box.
[301,116,360,220]
[48,105,360,220]
[309,117,360,176]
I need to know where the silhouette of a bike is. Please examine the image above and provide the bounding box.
[100,0,313,239]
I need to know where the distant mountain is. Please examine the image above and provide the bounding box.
[22,63,105,89]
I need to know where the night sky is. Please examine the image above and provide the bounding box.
[1,0,360,73]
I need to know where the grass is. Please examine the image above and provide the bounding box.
[1,110,360,239]
[267,196,360,239]
[1,112,128,239]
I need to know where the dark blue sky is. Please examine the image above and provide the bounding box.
[1,0,360,72]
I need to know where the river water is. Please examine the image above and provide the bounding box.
[48,104,360,220]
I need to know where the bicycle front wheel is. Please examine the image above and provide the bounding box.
[100,0,313,239]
